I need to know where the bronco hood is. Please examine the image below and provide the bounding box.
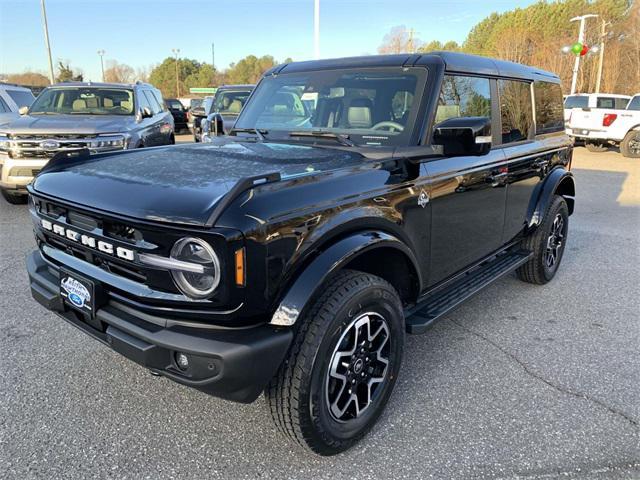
[32,140,365,226]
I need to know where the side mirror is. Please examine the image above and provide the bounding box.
[191,106,205,117]
[142,107,153,118]
[202,113,224,137]
[18,106,29,115]
[433,116,491,156]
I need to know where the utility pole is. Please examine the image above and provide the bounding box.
[40,0,55,84]
[314,0,320,59]
[595,19,610,93]
[211,42,215,69]
[171,48,180,97]
[408,28,415,53]
[569,14,598,94]
[97,50,105,82]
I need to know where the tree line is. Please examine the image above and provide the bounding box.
[379,0,638,95]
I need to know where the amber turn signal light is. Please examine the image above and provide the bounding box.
[235,248,245,286]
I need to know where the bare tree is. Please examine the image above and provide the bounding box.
[378,26,422,54]
[104,60,135,83]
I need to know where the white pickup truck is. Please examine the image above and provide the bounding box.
[567,94,640,158]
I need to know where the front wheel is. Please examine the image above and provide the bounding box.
[266,270,404,455]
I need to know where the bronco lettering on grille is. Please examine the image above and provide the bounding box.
[41,218,135,261]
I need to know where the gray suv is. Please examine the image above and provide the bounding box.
[0,81,174,204]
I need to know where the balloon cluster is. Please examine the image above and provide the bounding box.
[571,42,589,56]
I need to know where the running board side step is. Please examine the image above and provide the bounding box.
[405,250,533,334]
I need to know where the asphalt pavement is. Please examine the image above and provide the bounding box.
[0,146,638,479]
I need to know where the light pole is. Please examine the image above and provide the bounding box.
[569,14,598,94]
[40,0,55,84]
[172,48,180,97]
[314,0,320,59]
[594,20,611,93]
[97,49,105,82]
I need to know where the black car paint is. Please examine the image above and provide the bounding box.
[26,52,574,403]
[165,98,188,131]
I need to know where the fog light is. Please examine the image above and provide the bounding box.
[175,352,189,370]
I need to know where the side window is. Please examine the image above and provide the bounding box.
[0,96,9,113]
[614,98,629,109]
[498,79,533,144]
[436,75,491,124]
[137,90,150,113]
[533,81,564,134]
[151,90,167,111]
[627,96,640,111]
[596,97,615,109]
[143,90,161,115]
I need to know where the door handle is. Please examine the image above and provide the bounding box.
[487,171,508,187]
[532,159,549,170]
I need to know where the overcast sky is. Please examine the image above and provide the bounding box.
[1,0,538,81]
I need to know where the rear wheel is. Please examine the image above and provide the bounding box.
[585,141,608,153]
[517,195,569,285]
[266,270,404,455]
[1,188,27,205]
[620,130,640,158]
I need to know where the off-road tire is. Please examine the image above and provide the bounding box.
[585,142,607,153]
[1,188,27,205]
[517,195,569,285]
[266,269,404,455]
[620,130,640,158]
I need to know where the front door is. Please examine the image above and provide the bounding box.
[426,74,507,286]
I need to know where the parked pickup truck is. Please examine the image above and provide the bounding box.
[567,93,640,157]
[25,52,574,455]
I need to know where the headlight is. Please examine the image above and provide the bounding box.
[0,134,9,152]
[90,134,128,150]
[170,238,220,299]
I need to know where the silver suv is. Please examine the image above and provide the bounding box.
[0,81,174,204]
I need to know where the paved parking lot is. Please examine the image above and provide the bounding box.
[0,147,638,479]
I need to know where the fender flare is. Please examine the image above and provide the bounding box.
[270,230,421,326]
[527,168,575,228]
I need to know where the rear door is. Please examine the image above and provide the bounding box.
[426,74,508,285]
[500,79,563,243]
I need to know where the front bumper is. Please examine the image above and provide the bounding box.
[0,155,49,192]
[26,250,293,403]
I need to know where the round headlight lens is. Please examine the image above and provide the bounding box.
[170,238,220,299]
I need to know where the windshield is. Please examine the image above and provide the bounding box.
[564,95,588,109]
[235,67,426,146]
[212,89,252,115]
[29,87,135,115]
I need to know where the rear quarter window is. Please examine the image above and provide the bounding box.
[534,81,564,134]
[627,96,640,111]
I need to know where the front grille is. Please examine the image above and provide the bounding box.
[33,198,150,285]
[4,133,124,159]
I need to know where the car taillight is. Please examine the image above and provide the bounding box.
[603,113,617,127]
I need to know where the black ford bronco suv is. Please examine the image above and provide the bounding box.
[26,52,574,455]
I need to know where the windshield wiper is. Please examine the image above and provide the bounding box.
[288,130,355,147]
[230,127,267,141]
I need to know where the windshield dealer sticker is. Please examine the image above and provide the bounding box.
[61,276,92,311]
